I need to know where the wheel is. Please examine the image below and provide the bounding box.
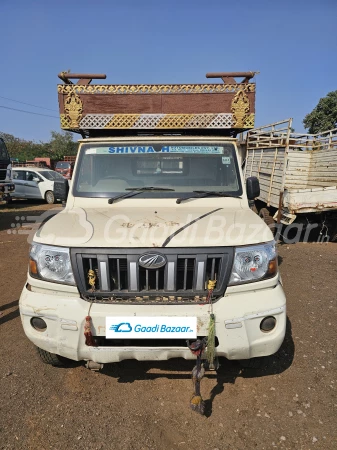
[36,347,66,366]
[259,207,275,231]
[45,190,55,204]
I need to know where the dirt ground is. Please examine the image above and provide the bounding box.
[0,201,336,450]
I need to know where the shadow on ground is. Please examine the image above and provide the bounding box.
[98,317,294,417]
[0,300,19,325]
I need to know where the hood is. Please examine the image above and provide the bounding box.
[35,205,273,248]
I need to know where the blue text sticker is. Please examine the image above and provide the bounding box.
[85,146,225,155]
[164,146,224,154]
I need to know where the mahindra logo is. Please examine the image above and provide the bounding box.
[138,253,167,269]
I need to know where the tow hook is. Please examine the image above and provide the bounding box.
[187,338,207,415]
[85,360,104,371]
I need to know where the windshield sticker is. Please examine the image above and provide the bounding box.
[85,146,225,155]
[222,156,231,164]
[164,146,224,154]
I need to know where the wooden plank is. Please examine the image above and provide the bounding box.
[259,177,283,186]
[286,171,337,178]
[288,153,337,162]
[286,154,312,161]
[257,148,264,178]
[259,181,283,191]
[267,147,279,206]
[285,180,337,188]
[250,149,255,177]
[311,154,337,162]
[258,174,284,183]
[255,166,284,176]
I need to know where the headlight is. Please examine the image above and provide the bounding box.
[229,241,278,285]
[29,243,75,285]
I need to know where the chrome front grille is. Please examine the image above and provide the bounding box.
[71,247,234,303]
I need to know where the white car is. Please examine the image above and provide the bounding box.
[11,167,65,204]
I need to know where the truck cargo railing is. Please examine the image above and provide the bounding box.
[244,119,337,218]
[246,119,337,152]
[246,119,292,150]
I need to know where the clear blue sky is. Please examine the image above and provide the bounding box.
[1,0,336,142]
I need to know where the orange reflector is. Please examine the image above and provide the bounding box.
[268,258,278,275]
[29,258,38,275]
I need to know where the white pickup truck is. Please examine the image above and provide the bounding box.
[19,72,286,372]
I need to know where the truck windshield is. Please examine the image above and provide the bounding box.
[73,141,242,199]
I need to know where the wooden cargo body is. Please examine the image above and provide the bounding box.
[57,72,257,136]
[244,119,337,218]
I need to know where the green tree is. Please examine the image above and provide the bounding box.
[303,90,337,133]
[0,130,78,161]
[48,131,78,160]
[0,132,47,160]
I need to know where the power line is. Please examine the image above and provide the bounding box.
[0,105,59,119]
[0,95,58,112]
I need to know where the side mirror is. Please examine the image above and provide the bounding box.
[246,176,260,200]
[33,177,40,183]
[54,178,69,202]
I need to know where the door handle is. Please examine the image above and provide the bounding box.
[24,183,29,186]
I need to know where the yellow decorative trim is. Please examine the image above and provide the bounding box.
[157,114,192,129]
[105,114,141,129]
[60,113,71,129]
[243,113,255,128]
[61,112,255,130]
[231,90,250,128]
[58,83,255,95]
[97,113,234,129]
[64,93,83,128]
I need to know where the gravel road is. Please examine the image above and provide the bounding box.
[0,201,336,450]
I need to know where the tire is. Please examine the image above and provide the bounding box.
[45,190,55,204]
[259,207,275,231]
[36,347,66,366]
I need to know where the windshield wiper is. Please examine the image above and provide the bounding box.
[176,190,242,204]
[108,186,175,204]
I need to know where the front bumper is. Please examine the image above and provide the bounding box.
[19,281,286,363]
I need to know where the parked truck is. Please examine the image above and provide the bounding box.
[243,119,337,241]
[19,72,286,409]
[0,137,15,201]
